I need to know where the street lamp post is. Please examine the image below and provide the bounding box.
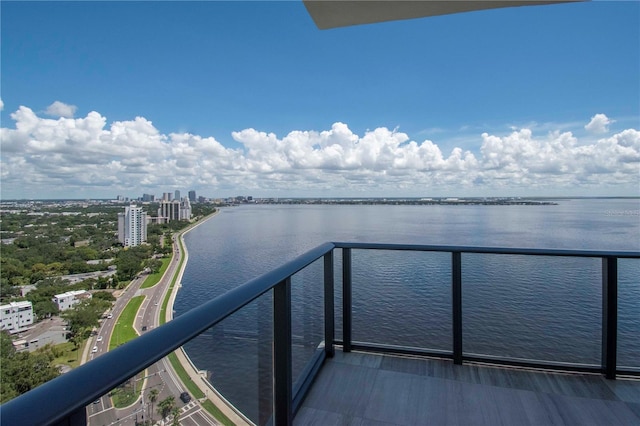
[132,369,165,423]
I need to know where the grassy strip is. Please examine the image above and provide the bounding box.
[141,257,171,289]
[202,400,235,426]
[107,295,145,408]
[110,371,145,408]
[167,352,234,426]
[109,295,144,350]
[51,341,82,369]
[159,236,185,326]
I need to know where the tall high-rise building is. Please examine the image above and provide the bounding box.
[158,200,180,221]
[179,197,192,220]
[117,205,148,247]
[158,198,192,222]
[188,190,196,202]
[174,190,181,201]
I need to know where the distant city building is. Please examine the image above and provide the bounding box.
[147,216,168,225]
[158,200,180,221]
[142,193,155,202]
[180,197,192,220]
[117,205,148,247]
[162,192,171,202]
[188,190,196,202]
[158,198,191,222]
[0,301,34,333]
[174,190,181,201]
[198,196,207,203]
[52,290,91,312]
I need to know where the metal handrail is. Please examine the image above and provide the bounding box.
[0,242,335,426]
[1,242,638,426]
[333,242,640,258]
[333,242,640,380]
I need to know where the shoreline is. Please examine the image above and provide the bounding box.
[165,209,253,425]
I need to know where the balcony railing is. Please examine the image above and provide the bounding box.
[1,242,638,426]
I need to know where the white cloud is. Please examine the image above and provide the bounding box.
[0,105,638,199]
[45,101,77,118]
[0,99,4,111]
[585,113,615,134]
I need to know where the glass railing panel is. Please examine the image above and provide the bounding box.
[85,351,258,426]
[290,257,325,389]
[350,249,451,351]
[87,370,149,425]
[181,291,274,425]
[334,250,344,343]
[618,258,640,369]
[462,254,601,365]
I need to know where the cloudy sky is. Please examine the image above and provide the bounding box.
[1,1,638,200]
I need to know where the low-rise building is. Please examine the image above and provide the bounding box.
[0,301,34,333]
[52,290,92,311]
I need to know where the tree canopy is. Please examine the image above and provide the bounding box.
[0,331,60,403]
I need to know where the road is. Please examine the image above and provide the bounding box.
[85,230,218,426]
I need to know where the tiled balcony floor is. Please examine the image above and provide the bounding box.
[295,351,640,425]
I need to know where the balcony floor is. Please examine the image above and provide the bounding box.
[295,351,640,426]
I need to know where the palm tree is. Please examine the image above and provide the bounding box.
[148,388,159,422]
[157,396,175,423]
[171,406,181,426]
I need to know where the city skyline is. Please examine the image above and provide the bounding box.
[1,1,638,200]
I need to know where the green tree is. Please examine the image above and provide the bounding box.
[0,280,20,303]
[157,395,175,422]
[0,257,25,283]
[0,331,60,403]
[115,246,150,281]
[143,258,162,274]
[92,291,116,302]
[61,299,111,340]
[33,300,59,319]
[148,388,159,422]
[171,406,181,426]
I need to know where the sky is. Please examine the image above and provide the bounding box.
[1,0,639,200]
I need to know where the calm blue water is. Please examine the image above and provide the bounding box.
[174,199,640,423]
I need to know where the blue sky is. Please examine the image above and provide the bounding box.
[1,1,639,199]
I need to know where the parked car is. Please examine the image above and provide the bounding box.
[92,346,98,353]
[179,392,191,403]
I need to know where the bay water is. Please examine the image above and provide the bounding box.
[174,198,640,422]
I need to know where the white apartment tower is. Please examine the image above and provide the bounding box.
[179,197,192,220]
[118,205,148,247]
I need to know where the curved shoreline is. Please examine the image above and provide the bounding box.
[165,209,253,426]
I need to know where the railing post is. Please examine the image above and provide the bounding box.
[602,257,617,380]
[452,251,463,365]
[324,251,335,358]
[273,278,292,425]
[343,248,352,352]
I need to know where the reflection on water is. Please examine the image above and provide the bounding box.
[175,199,640,423]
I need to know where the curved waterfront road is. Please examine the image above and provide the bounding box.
[86,212,227,426]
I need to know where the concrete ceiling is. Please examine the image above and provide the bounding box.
[303,1,583,30]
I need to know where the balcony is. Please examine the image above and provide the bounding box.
[1,242,639,425]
